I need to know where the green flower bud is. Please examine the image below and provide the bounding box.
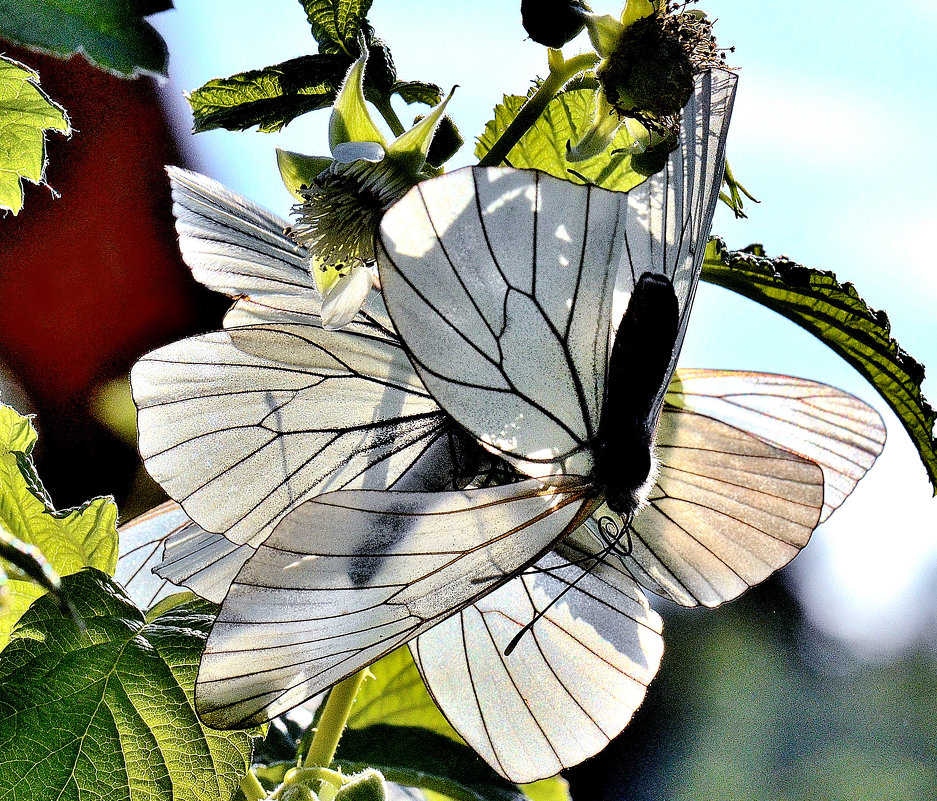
[334,769,386,801]
[521,0,591,48]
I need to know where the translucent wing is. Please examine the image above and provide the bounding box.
[378,70,737,479]
[609,69,737,418]
[115,501,197,608]
[581,370,885,608]
[132,314,447,546]
[156,519,254,604]
[412,551,663,783]
[666,369,887,521]
[196,480,590,728]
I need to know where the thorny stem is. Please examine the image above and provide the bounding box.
[477,50,599,168]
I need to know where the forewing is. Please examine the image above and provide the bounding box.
[131,315,447,546]
[412,551,662,783]
[378,166,629,478]
[196,480,590,728]
[668,369,887,521]
[611,69,738,416]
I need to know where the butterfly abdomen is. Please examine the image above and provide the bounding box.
[595,272,680,516]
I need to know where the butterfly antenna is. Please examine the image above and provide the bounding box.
[504,515,634,656]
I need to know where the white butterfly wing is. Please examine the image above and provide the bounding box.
[378,166,624,478]
[196,480,590,728]
[411,551,663,784]
[378,70,737,480]
[131,317,447,546]
[167,166,314,299]
[580,370,886,608]
[667,369,887,521]
[115,501,197,608]
[610,69,737,416]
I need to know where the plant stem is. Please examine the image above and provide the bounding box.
[477,50,599,168]
[373,97,406,137]
[302,669,367,770]
[240,769,267,801]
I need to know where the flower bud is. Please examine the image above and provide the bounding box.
[521,0,591,49]
[596,5,724,120]
[334,769,386,801]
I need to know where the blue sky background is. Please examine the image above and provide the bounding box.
[150,0,937,655]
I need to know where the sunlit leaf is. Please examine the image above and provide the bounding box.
[475,89,647,192]
[518,777,571,801]
[0,404,117,648]
[302,0,373,55]
[187,54,349,133]
[0,0,170,77]
[0,56,70,215]
[702,238,937,491]
[0,569,253,801]
[393,80,443,107]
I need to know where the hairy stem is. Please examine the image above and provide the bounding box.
[373,97,406,137]
[302,669,367,770]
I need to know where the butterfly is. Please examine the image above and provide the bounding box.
[128,68,885,782]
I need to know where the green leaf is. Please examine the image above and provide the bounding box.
[187,54,350,133]
[393,80,443,107]
[0,56,70,216]
[475,89,648,193]
[336,725,526,801]
[702,238,937,491]
[348,645,463,742]
[302,0,373,55]
[0,404,118,649]
[0,0,169,77]
[0,569,253,801]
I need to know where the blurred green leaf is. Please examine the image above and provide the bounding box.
[187,54,349,133]
[302,0,373,55]
[337,725,526,801]
[702,238,937,492]
[0,0,169,77]
[0,569,253,801]
[0,404,117,648]
[0,56,70,215]
[475,89,647,192]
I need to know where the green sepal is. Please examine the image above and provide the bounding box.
[277,148,332,199]
[386,87,456,174]
[702,238,937,492]
[329,38,388,149]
